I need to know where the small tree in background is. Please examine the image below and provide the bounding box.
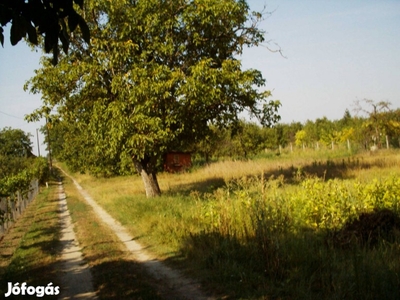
[295,130,308,148]
[353,99,392,148]
[0,127,33,158]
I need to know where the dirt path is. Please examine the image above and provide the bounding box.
[61,170,214,300]
[58,181,98,299]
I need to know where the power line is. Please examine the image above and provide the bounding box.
[0,110,23,120]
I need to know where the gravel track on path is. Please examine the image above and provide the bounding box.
[60,169,214,300]
[58,181,98,299]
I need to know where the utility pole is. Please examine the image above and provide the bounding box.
[46,118,52,172]
[36,128,41,157]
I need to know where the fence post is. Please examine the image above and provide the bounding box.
[0,179,40,237]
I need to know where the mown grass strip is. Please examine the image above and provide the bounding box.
[0,182,61,299]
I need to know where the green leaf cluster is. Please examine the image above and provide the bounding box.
[0,127,33,158]
[1,0,89,64]
[0,157,49,197]
[0,169,31,197]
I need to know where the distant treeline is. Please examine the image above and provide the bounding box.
[194,107,400,161]
[42,104,400,176]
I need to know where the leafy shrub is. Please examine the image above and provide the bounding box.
[0,157,49,196]
[0,169,32,197]
[31,157,50,185]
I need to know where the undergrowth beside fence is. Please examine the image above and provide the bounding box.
[0,157,49,235]
[0,183,61,298]
[0,180,39,237]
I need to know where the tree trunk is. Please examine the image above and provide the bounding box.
[133,156,161,198]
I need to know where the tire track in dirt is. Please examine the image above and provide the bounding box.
[58,181,98,299]
[60,169,214,300]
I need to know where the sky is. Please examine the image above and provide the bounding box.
[1,0,400,156]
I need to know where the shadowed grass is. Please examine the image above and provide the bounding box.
[0,182,61,299]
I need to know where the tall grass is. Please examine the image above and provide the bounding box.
[64,150,400,299]
[177,174,399,298]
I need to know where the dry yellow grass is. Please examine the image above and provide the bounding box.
[64,149,400,202]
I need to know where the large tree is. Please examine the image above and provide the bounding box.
[26,0,281,197]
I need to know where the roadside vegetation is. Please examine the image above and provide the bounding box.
[65,149,400,299]
[2,123,400,299]
[0,127,49,198]
[0,180,61,299]
[2,146,399,299]
[0,169,163,299]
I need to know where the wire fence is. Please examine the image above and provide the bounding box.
[0,179,39,238]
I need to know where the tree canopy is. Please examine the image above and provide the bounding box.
[26,0,281,197]
[0,127,49,197]
[0,127,33,158]
[0,0,89,64]
[0,127,33,183]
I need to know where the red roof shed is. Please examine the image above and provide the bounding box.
[164,152,191,173]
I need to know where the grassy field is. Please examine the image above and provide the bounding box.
[63,148,400,299]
